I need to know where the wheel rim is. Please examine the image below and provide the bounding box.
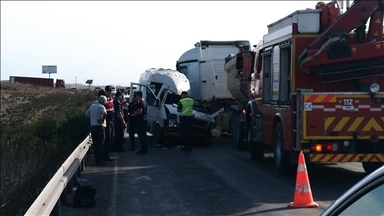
[275,133,282,165]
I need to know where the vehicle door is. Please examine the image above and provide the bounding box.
[320,167,384,216]
[130,83,160,128]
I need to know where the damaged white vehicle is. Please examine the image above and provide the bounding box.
[130,68,223,145]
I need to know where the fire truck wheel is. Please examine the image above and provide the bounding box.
[273,122,292,175]
[248,126,264,161]
[153,124,165,145]
[362,162,384,174]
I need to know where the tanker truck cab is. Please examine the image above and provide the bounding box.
[176,40,251,111]
[130,68,220,145]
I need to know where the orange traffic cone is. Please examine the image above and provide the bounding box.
[289,151,319,208]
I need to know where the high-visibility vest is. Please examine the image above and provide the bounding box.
[179,97,194,116]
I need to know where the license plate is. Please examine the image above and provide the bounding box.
[374,98,384,104]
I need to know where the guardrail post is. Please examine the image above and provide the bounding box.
[80,158,85,172]
[72,169,78,184]
[83,154,87,167]
[77,165,82,177]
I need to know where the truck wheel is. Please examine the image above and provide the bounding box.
[273,122,293,175]
[362,162,384,174]
[232,112,239,148]
[248,126,264,161]
[234,113,244,150]
[230,110,236,138]
[153,124,165,145]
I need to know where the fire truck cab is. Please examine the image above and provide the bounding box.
[227,0,384,175]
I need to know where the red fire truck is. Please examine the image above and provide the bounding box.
[226,0,384,175]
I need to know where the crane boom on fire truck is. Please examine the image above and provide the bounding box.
[299,0,384,83]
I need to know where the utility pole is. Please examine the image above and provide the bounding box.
[75,77,77,89]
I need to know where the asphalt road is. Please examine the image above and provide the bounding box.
[62,135,366,216]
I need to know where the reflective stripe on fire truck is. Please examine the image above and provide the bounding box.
[324,117,384,132]
[308,104,384,112]
[310,154,384,163]
[304,94,337,103]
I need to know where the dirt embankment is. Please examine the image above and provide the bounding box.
[0,82,96,215]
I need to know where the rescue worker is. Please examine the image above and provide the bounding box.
[127,95,138,151]
[177,91,194,152]
[85,95,108,165]
[103,85,115,160]
[130,91,149,154]
[113,91,127,152]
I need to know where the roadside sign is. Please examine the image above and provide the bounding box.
[42,65,57,74]
[86,79,93,84]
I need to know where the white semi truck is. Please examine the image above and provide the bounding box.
[175,40,252,134]
[130,68,223,145]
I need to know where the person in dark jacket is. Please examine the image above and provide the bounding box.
[130,91,149,154]
[113,91,127,152]
[127,96,137,151]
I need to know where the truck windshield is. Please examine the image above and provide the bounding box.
[164,92,180,105]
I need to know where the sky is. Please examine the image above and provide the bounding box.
[2,1,321,86]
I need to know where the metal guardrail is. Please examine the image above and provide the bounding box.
[24,134,92,216]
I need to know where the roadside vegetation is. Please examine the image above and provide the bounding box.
[0,83,95,215]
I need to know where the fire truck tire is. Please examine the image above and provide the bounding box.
[362,162,384,174]
[273,122,293,175]
[248,123,264,161]
[153,124,165,145]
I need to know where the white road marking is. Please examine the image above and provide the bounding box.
[107,156,119,216]
[134,175,151,181]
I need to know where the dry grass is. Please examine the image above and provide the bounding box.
[0,83,95,215]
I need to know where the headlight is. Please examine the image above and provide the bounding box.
[168,119,177,128]
[370,83,380,93]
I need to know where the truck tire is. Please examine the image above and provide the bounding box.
[153,124,165,145]
[362,162,384,174]
[230,110,236,138]
[248,126,264,161]
[273,122,293,175]
[234,113,245,150]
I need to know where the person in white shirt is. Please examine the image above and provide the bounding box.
[85,96,108,165]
